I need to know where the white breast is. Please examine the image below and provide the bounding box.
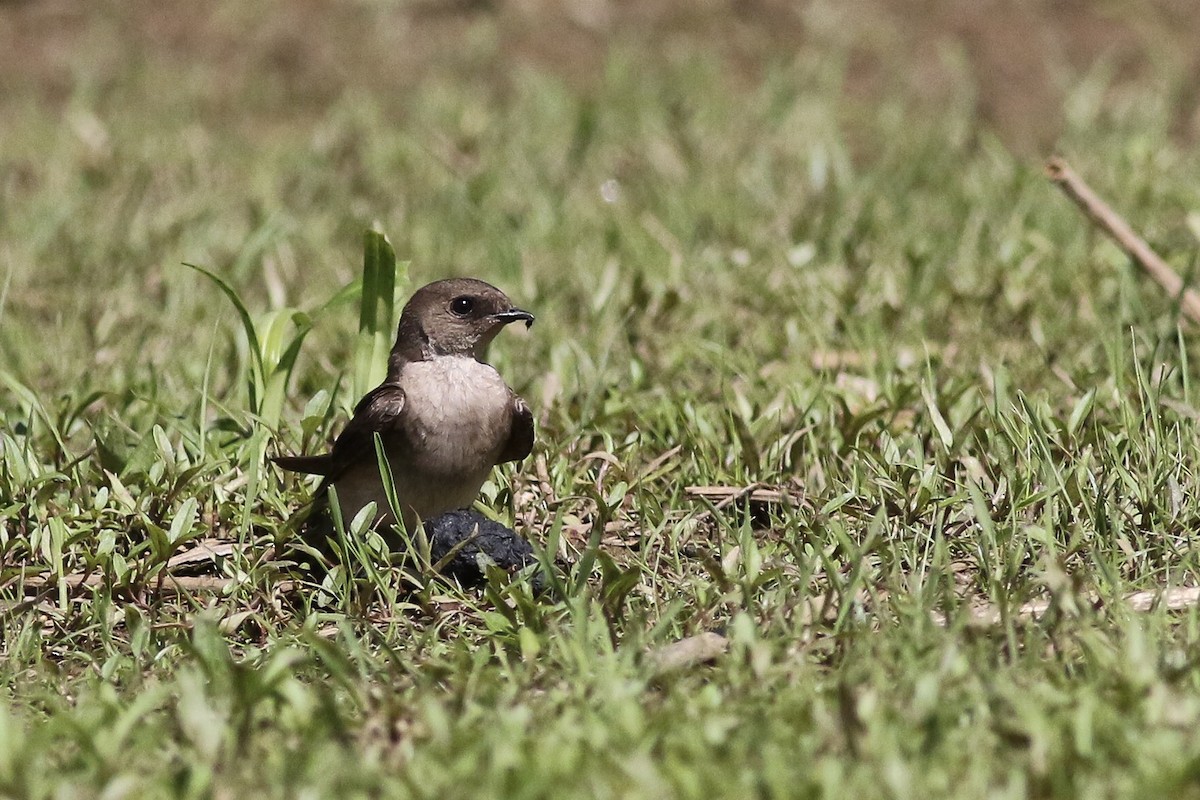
[398,356,513,477]
[332,356,516,531]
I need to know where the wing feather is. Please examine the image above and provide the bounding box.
[272,382,407,485]
[497,395,535,464]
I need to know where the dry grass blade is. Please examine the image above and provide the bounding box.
[17,573,297,595]
[686,485,807,510]
[1047,156,1200,324]
[166,539,238,569]
[645,632,729,674]
[945,586,1200,627]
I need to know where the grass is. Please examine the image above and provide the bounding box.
[5,2,1200,797]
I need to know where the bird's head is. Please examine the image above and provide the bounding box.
[391,278,534,367]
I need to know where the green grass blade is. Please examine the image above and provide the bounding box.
[257,309,313,428]
[0,369,71,457]
[183,261,266,412]
[352,230,408,401]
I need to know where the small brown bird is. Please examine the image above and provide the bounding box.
[273,278,535,540]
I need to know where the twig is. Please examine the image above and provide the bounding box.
[1046,156,1200,324]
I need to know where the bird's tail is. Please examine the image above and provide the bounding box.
[270,453,333,475]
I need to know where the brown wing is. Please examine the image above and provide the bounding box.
[496,395,535,463]
[272,382,407,484]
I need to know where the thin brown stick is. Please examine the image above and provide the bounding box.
[1047,156,1200,324]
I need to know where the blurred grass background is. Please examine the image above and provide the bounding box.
[4,0,1200,406]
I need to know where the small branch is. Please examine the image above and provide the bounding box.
[1046,156,1200,324]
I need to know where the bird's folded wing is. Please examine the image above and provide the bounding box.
[272,382,408,483]
[497,395,535,463]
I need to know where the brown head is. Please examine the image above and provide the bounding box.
[388,278,534,373]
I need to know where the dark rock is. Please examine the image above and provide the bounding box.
[425,509,546,591]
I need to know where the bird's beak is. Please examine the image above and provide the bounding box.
[492,308,535,329]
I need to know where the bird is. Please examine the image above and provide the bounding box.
[273,278,535,551]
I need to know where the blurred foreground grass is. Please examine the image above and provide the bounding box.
[4,2,1200,797]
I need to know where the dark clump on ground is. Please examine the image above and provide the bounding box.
[284,504,546,591]
[425,509,546,592]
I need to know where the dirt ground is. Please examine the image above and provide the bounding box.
[2,0,1199,152]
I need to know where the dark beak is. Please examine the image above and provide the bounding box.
[492,308,535,329]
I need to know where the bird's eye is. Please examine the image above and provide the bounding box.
[450,296,475,317]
